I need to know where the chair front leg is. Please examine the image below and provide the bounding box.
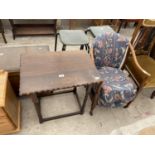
[90,81,103,116]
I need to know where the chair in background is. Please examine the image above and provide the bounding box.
[117,19,140,33]
[130,19,155,99]
[54,30,89,52]
[0,20,7,43]
[85,25,115,38]
[89,32,150,115]
[131,19,155,56]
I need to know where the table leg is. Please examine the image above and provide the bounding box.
[90,82,103,116]
[81,84,92,114]
[54,33,58,51]
[30,84,94,123]
[30,93,43,123]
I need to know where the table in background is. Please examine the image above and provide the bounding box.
[0,45,49,95]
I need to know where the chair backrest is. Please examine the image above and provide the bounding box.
[93,32,129,69]
[125,43,151,90]
[131,19,155,53]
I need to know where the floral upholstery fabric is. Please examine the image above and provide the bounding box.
[96,67,137,107]
[93,32,129,69]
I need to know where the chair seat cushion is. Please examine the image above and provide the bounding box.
[97,67,137,107]
[89,26,115,37]
[59,30,89,45]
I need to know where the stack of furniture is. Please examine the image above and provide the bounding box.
[0,71,20,134]
[92,19,112,26]
[117,19,140,33]
[9,19,57,39]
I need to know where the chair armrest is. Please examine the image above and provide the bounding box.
[128,43,151,77]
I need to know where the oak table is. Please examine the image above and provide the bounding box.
[20,51,102,123]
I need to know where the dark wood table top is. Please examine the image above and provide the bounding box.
[20,51,102,96]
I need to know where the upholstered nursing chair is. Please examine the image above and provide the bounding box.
[89,32,150,115]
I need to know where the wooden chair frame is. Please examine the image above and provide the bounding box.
[130,19,155,99]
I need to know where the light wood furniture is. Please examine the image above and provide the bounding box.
[129,19,155,98]
[20,51,102,123]
[125,43,151,95]
[0,70,20,134]
[0,45,49,95]
[9,19,57,39]
[138,126,155,135]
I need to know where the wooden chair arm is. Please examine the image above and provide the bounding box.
[128,43,151,77]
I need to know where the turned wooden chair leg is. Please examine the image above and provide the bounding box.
[151,90,155,99]
[123,101,132,108]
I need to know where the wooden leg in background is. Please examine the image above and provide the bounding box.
[151,90,155,99]
[80,45,84,50]
[54,33,58,51]
[2,32,7,43]
[62,44,66,51]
